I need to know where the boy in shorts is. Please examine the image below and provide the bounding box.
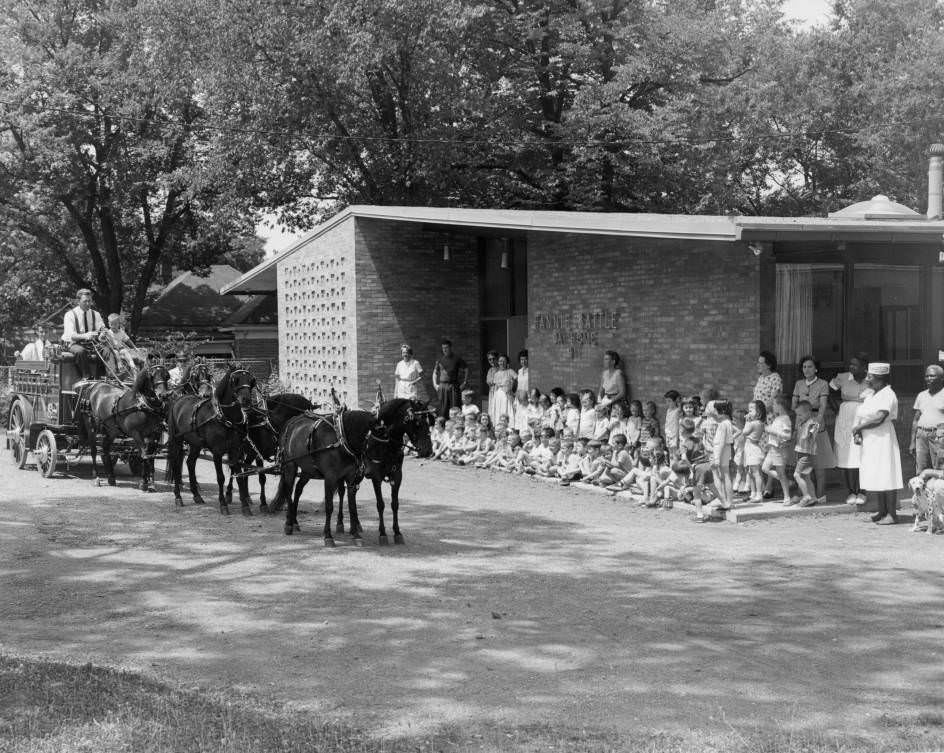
[792,400,818,506]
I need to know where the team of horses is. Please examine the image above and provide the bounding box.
[75,360,434,546]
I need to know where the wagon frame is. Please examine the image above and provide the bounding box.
[5,352,146,478]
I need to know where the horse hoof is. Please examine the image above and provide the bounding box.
[193,497,206,505]
[241,506,253,517]
[324,538,336,548]
[394,534,405,545]
[378,535,389,546]
[284,524,293,535]
[219,505,230,516]
[174,497,184,508]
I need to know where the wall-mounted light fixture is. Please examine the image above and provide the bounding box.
[442,243,451,262]
[500,238,510,269]
[747,242,764,257]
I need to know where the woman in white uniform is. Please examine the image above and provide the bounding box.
[829,353,870,505]
[851,362,903,525]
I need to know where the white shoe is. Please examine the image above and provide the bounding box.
[845,494,858,505]
[855,493,867,505]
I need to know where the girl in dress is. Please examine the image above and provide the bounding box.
[762,396,794,502]
[577,390,597,440]
[514,350,530,433]
[625,399,643,450]
[545,388,566,433]
[732,407,748,494]
[710,400,736,510]
[564,393,581,437]
[742,400,767,502]
[640,401,660,446]
[490,354,517,428]
[524,388,545,434]
[484,350,499,423]
[430,417,447,455]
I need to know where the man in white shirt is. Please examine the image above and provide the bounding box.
[911,364,944,473]
[168,351,190,388]
[61,288,105,378]
[18,323,53,361]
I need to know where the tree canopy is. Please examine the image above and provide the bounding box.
[3,0,944,349]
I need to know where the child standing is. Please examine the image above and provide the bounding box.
[792,400,819,506]
[640,401,661,446]
[563,393,581,437]
[732,407,748,494]
[663,390,681,460]
[762,396,794,502]
[742,400,767,502]
[577,390,597,440]
[710,400,736,510]
[460,389,480,420]
[625,400,643,449]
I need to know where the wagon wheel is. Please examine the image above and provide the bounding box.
[34,429,58,478]
[7,397,33,470]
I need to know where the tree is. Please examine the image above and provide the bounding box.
[0,0,262,337]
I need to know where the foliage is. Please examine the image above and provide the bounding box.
[0,0,263,341]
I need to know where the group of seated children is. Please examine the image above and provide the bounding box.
[429,387,827,523]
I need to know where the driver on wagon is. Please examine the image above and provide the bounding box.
[168,350,191,388]
[61,288,105,379]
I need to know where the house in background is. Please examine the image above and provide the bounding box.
[139,264,277,369]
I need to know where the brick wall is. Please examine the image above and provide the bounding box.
[526,232,763,404]
[354,218,480,406]
[277,219,358,406]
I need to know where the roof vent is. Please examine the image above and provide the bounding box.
[827,194,923,221]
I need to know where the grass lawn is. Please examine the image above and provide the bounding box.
[3,655,943,753]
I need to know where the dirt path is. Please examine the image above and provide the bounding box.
[1,454,942,746]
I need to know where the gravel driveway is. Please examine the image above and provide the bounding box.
[1,453,942,747]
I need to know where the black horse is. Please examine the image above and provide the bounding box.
[332,398,434,544]
[174,360,213,398]
[223,392,314,511]
[165,364,256,514]
[78,364,171,491]
[273,408,382,547]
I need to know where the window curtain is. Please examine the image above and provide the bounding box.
[775,264,813,364]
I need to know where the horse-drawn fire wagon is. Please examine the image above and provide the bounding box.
[5,347,147,478]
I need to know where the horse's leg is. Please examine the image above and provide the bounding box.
[143,435,158,493]
[130,428,150,492]
[235,459,253,517]
[290,473,307,531]
[347,476,363,546]
[323,479,336,547]
[335,483,346,534]
[281,462,298,535]
[390,469,405,544]
[257,459,268,513]
[101,433,117,486]
[374,476,388,545]
[186,444,206,505]
[167,437,184,507]
[213,454,229,515]
[85,417,99,485]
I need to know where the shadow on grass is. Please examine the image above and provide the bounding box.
[1,460,944,751]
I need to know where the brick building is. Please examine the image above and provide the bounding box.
[222,197,944,413]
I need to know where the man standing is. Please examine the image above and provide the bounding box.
[432,338,468,418]
[61,288,105,379]
[18,323,53,361]
[910,364,944,473]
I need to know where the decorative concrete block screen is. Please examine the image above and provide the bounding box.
[278,220,358,407]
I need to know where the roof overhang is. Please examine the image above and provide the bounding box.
[735,217,944,243]
[221,206,739,295]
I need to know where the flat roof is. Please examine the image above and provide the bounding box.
[222,205,944,294]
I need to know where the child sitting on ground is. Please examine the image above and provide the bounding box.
[430,417,447,455]
[644,450,675,507]
[527,428,557,475]
[559,438,588,485]
[581,439,609,485]
[598,433,635,487]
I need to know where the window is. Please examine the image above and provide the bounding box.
[776,262,922,369]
